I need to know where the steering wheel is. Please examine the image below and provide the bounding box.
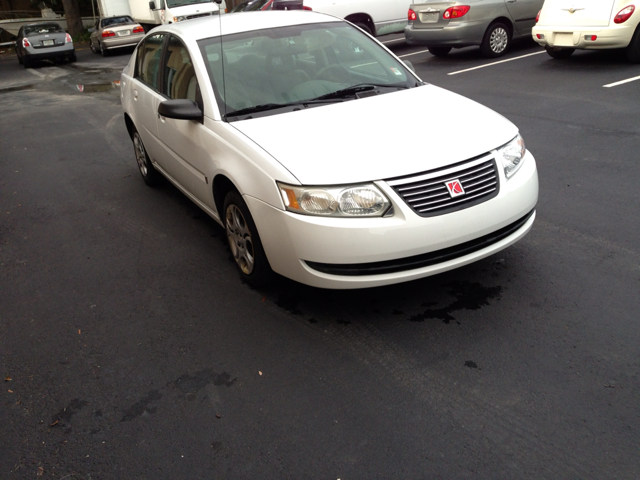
[317,65,351,84]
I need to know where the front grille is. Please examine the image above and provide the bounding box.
[304,209,535,276]
[186,12,212,19]
[386,153,499,217]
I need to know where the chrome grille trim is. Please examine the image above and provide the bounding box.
[385,153,500,217]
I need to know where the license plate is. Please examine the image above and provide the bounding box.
[420,12,439,23]
[43,39,54,46]
[554,32,574,46]
[117,30,131,36]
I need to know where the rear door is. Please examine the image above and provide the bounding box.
[538,0,617,27]
[504,0,545,35]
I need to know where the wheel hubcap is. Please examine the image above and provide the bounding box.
[490,28,508,53]
[225,205,255,275]
[133,134,147,176]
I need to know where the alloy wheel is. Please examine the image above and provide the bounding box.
[225,204,255,275]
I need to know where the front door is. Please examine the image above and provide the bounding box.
[505,0,544,35]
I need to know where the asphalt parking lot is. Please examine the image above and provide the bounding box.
[1,34,640,478]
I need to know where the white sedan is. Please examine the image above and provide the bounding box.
[533,0,640,62]
[120,11,538,289]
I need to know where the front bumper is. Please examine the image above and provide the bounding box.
[532,24,635,50]
[102,33,145,50]
[25,43,74,61]
[248,151,538,289]
[404,21,487,47]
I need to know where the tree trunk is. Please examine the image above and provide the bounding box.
[60,0,84,37]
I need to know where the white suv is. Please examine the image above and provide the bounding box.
[532,0,640,62]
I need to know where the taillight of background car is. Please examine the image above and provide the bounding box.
[102,30,116,38]
[408,8,417,21]
[22,38,31,47]
[536,10,541,23]
[133,26,144,33]
[614,5,635,24]
[443,6,470,19]
[65,33,72,43]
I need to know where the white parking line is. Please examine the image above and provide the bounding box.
[398,49,431,58]
[27,69,46,78]
[447,51,546,75]
[382,38,406,44]
[603,75,640,88]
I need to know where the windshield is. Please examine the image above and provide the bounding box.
[166,0,214,7]
[101,16,135,27]
[231,0,272,12]
[25,23,62,35]
[198,22,418,120]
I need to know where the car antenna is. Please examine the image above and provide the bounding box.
[212,0,226,120]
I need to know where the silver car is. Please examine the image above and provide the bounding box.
[405,0,544,57]
[89,16,145,57]
[15,22,76,67]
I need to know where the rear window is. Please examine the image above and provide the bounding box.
[25,24,63,36]
[101,16,135,28]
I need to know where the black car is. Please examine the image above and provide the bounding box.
[15,22,76,68]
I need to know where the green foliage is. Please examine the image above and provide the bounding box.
[73,29,92,43]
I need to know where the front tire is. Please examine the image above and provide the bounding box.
[223,191,272,286]
[428,46,452,57]
[545,46,575,59]
[480,22,510,58]
[625,26,640,63]
[132,130,160,186]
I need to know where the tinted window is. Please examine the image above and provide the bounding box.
[101,16,135,28]
[24,23,63,35]
[163,35,198,101]
[136,34,165,91]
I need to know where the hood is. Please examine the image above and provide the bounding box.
[231,85,518,185]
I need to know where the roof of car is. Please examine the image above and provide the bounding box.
[153,10,341,40]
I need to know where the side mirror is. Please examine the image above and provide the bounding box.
[149,1,156,9]
[402,60,415,73]
[158,100,203,122]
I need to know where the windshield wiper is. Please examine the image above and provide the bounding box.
[226,99,344,119]
[313,83,408,101]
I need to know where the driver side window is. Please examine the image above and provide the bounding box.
[163,35,198,102]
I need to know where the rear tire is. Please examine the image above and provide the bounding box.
[100,42,109,57]
[223,191,272,287]
[625,26,640,63]
[69,53,77,63]
[354,22,372,36]
[428,46,452,57]
[545,46,575,59]
[480,22,510,58]
[90,39,98,54]
[133,130,160,186]
[17,50,22,64]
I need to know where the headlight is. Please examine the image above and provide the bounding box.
[497,133,526,179]
[278,182,392,217]
[174,16,186,21]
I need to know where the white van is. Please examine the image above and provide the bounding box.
[532,0,640,62]
[302,0,408,36]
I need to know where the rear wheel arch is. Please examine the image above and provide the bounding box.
[345,14,375,36]
[489,17,513,38]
